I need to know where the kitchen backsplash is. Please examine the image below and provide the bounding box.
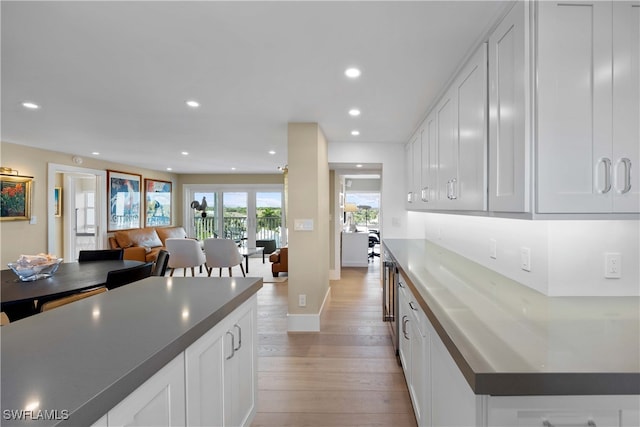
[407,212,639,297]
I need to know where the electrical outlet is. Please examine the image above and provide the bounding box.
[605,253,622,279]
[520,247,531,272]
[489,239,497,259]
[298,294,307,307]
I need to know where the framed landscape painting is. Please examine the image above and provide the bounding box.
[107,170,142,231]
[54,187,62,217]
[0,175,32,221]
[145,178,172,227]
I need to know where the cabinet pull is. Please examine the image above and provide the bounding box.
[421,187,429,202]
[596,157,612,194]
[408,301,418,311]
[450,178,458,200]
[401,315,409,339]
[398,281,405,288]
[234,324,242,351]
[225,331,235,360]
[407,192,413,203]
[618,157,632,194]
[542,420,596,427]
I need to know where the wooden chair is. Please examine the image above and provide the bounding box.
[39,287,107,312]
[0,312,10,325]
[152,250,170,276]
[78,249,124,262]
[165,238,206,277]
[203,238,246,277]
[105,262,154,290]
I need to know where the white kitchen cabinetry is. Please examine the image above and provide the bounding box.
[405,133,420,209]
[398,276,431,427]
[537,0,640,213]
[421,115,438,206]
[488,395,640,427]
[186,295,257,427]
[107,354,186,427]
[488,0,530,212]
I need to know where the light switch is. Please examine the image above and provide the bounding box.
[294,219,314,231]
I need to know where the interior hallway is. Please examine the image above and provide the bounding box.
[251,261,417,426]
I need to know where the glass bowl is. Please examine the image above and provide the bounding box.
[8,258,63,282]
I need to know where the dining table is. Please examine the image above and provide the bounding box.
[1,260,143,321]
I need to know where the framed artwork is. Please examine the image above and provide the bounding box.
[107,170,142,231]
[54,187,62,217]
[144,178,172,227]
[0,174,32,221]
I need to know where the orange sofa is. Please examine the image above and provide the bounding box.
[108,226,188,262]
[269,247,288,277]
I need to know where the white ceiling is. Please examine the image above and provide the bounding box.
[1,1,509,174]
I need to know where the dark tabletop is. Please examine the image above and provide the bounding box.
[1,260,143,307]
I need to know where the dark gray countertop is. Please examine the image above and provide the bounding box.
[1,276,263,426]
[383,239,640,396]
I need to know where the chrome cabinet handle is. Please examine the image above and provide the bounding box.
[234,324,242,351]
[398,280,405,288]
[408,301,418,311]
[619,157,632,194]
[542,420,595,427]
[401,315,409,339]
[597,157,612,194]
[407,192,413,203]
[450,178,458,200]
[421,187,429,202]
[225,331,235,360]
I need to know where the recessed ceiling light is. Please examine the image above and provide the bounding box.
[356,164,363,168]
[186,100,200,108]
[351,130,360,136]
[91,152,100,156]
[345,68,361,78]
[268,150,276,155]
[22,102,40,109]
[349,109,361,117]
[181,151,189,156]
[166,167,173,171]
[231,167,236,171]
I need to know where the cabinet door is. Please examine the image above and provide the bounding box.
[397,281,411,375]
[455,43,488,211]
[413,130,424,209]
[421,114,438,208]
[224,297,257,427]
[108,353,185,427]
[436,91,458,210]
[408,300,430,427]
[185,322,225,427]
[612,1,640,212]
[489,1,530,213]
[405,140,415,208]
[537,1,613,213]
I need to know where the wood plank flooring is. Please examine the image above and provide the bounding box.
[251,262,417,427]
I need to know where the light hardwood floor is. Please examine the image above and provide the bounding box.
[251,261,417,427]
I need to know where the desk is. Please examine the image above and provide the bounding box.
[1,260,142,320]
[238,247,264,273]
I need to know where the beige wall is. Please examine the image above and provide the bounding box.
[287,123,330,323]
[1,141,286,266]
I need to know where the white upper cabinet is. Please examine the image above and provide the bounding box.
[612,1,640,212]
[421,114,438,207]
[488,1,530,213]
[537,0,640,213]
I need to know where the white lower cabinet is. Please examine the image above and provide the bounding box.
[107,354,186,427]
[99,295,257,427]
[185,295,257,427]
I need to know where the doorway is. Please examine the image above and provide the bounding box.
[47,163,107,262]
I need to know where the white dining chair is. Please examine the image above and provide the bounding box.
[203,238,246,277]
[165,238,206,277]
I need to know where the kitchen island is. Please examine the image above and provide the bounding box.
[1,276,262,427]
[383,239,640,427]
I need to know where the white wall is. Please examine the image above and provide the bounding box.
[408,212,640,297]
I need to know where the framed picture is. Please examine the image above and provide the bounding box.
[0,174,32,221]
[144,178,172,227]
[107,170,142,231]
[54,187,62,217]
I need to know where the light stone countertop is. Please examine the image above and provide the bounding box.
[1,276,262,426]
[383,239,640,395]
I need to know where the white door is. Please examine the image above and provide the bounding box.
[63,174,100,261]
[612,1,640,212]
[436,93,458,210]
[537,1,613,213]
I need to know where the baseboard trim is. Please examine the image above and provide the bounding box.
[287,287,331,332]
[329,268,340,280]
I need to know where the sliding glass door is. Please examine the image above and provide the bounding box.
[186,185,285,248]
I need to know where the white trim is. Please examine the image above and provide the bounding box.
[329,268,340,280]
[286,286,331,332]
